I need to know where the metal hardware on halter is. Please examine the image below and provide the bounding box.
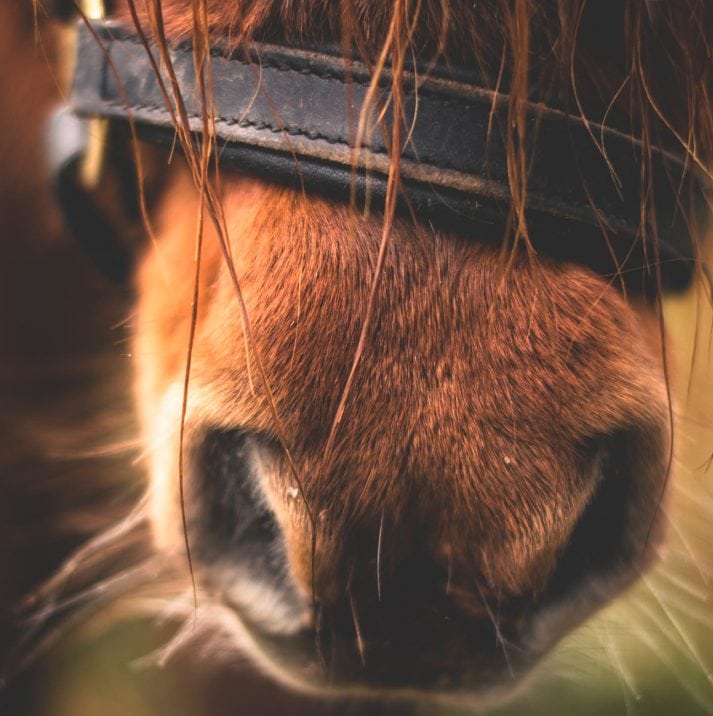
[75,0,108,190]
[56,1,108,190]
[46,0,135,283]
[52,0,107,21]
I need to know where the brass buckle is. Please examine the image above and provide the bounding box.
[81,0,106,19]
[78,0,107,188]
[50,0,136,283]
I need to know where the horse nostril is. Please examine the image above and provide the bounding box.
[543,429,664,605]
[193,428,282,557]
[190,429,308,632]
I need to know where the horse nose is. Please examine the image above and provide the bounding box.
[191,423,667,685]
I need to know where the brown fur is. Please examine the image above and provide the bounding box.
[113,0,713,697]
[18,0,710,704]
[137,166,668,629]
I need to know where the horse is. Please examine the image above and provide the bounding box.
[5,0,713,713]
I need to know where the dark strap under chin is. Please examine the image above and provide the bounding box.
[70,20,704,290]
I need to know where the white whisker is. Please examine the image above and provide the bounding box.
[662,519,711,586]
[656,568,711,605]
[642,576,713,683]
[630,625,713,715]
[23,496,150,610]
[598,622,642,704]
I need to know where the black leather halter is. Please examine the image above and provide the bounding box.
[57,19,706,290]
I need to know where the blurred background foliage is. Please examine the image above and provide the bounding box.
[1,1,711,714]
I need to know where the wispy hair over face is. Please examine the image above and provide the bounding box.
[12,0,713,712]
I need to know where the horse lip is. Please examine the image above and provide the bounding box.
[221,588,539,697]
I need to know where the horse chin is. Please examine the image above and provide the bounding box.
[185,573,604,708]
[206,606,543,711]
[200,599,525,706]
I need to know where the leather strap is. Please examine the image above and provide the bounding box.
[70,20,704,289]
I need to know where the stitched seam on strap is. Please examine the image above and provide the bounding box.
[103,30,371,86]
[99,32,621,126]
[101,99,640,229]
[105,99,372,149]
[93,25,689,168]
